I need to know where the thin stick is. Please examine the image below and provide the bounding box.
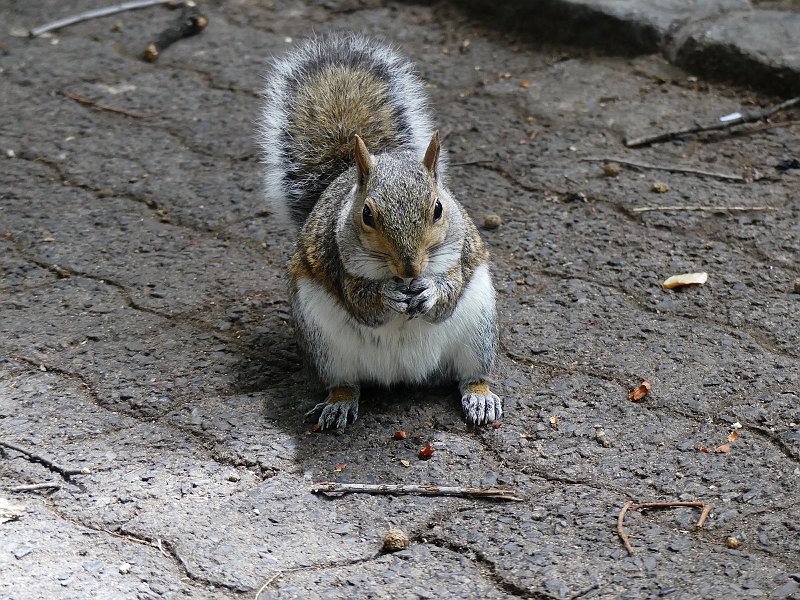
[451,159,495,167]
[63,91,160,119]
[582,157,747,182]
[732,119,800,137]
[632,205,777,213]
[619,501,714,554]
[0,440,90,479]
[142,6,208,62]
[254,572,284,600]
[30,0,179,37]
[617,501,635,555]
[624,97,800,148]
[311,482,523,501]
[632,501,705,510]
[8,482,61,492]
[696,504,713,528]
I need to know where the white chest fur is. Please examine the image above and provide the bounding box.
[293,264,494,385]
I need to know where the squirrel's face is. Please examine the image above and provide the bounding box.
[354,167,449,279]
[345,132,461,281]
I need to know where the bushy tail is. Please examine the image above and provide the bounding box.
[258,33,440,229]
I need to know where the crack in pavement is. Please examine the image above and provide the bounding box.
[5,357,284,482]
[423,533,559,599]
[38,499,245,598]
[498,351,800,468]
[514,269,800,362]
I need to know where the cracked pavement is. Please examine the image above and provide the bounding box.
[1,1,798,599]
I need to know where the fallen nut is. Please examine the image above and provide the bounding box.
[651,181,669,193]
[483,214,502,229]
[726,536,740,549]
[382,528,410,552]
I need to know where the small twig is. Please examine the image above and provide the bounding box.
[8,482,61,492]
[254,571,285,600]
[29,0,184,37]
[696,504,713,528]
[142,6,208,62]
[632,501,705,510]
[617,501,635,555]
[63,91,160,119]
[582,157,748,182]
[311,482,524,501]
[731,119,800,137]
[618,501,713,555]
[451,159,495,167]
[0,440,90,479]
[624,97,800,148]
[632,205,777,213]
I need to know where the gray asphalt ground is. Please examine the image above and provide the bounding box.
[1,1,798,599]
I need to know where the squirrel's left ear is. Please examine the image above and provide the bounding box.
[422,130,440,180]
[354,135,373,189]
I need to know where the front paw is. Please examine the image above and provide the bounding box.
[382,279,409,314]
[405,278,438,317]
[306,387,360,430]
[459,381,502,426]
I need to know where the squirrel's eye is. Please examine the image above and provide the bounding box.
[433,200,443,222]
[362,204,376,228]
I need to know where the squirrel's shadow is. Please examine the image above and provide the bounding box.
[229,310,463,432]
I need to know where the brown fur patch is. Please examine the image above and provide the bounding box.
[467,381,491,396]
[291,66,401,176]
[328,386,357,403]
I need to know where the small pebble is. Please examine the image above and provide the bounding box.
[651,181,669,193]
[224,471,241,482]
[603,162,621,177]
[119,562,131,574]
[483,214,502,229]
[382,528,410,552]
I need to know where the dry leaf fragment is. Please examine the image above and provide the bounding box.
[400,459,411,468]
[418,441,434,460]
[333,463,347,473]
[519,80,530,88]
[727,430,739,443]
[628,381,652,401]
[491,421,502,429]
[549,416,559,428]
[713,444,731,453]
[393,431,408,440]
[310,423,321,432]
[662,272,708,289]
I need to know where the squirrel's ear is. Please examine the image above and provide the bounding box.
[354,135,372,188]
[422,130,440,179]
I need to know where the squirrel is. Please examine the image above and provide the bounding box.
[258,33,500,430]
